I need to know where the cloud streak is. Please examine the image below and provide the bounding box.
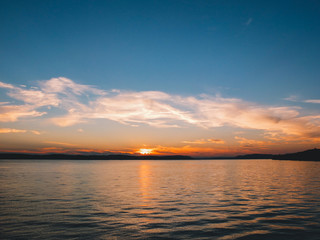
[284,96,320,104]
[305,99,320,104]
[183,138,225,144]
[0,128,27,133]
[0,128,40,134]
[1,77,320,140]
[245,18,252,26]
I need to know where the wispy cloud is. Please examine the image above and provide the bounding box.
[0,77,105,123]
[284,95,299,102]
[183,138,225,144]
[284,96,320,104]
[31,130,41,135]
[44,141,78,147]
[1,77,320,140]
[0,128,27,133]
[304,99,320,104]
[207,138,225,144]
[245,18,252,26]
[0,82,15,89]
[235,136,273,148]
[39,77,105,96]
[0,128,41,134]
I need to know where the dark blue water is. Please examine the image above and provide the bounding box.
[1,159,320,239]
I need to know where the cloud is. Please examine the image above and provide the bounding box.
[207,139,225,144]
[39,77,106,96]
[0,82,15,89]
[0,128,27,133]
[8,89,59,107]
[50,115,85,127]
[1,77,320,140]
[31,130,41,135]
[0,77,105,123]
[284,96,320,104]
[183,138,225,144]
[284,95,299,102]
[85,91,196,127]
[0,104,46,122]
[304,99,320,104]
[0,81,59,107]
[0,128,40,134]
[245,18,252,26]
[44,141,78,147]
[235,136,272,147]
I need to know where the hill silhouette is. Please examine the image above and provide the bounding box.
[0,148,319,161]
[272,148,320,161]
[202,149,320,161]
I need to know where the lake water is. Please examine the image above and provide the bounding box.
[1,159,320,240]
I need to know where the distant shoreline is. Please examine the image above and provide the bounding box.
[0,153,193,160]
[0,148,319,161]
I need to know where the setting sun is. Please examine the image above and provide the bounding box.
[139,148,153,155]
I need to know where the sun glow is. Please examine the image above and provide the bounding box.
[139,148,153,155]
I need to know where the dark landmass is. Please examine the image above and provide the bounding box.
[202,148,320,161]
[0,153,193,160]
[197,154,285,160]
[234,154,275,159]
[272,148,320,161]
[0,148,319,161]
[196,148,320,161]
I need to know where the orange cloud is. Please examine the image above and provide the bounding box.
[0,128,26,133]
[234,136,274,148]
[43,141,78,147]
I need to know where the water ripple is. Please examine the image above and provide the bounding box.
[1,160,320,239]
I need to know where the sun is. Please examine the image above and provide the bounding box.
[139,148,153,155]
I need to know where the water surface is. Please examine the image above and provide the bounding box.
[1,159,320,239]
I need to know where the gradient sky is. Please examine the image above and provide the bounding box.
[0,0,320,156]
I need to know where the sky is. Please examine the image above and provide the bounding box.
[0,0,320,156]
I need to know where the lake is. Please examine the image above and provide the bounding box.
[1,159,320,239]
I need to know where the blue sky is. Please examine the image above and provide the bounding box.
[1,0,320,99]
[0,0,320,155]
